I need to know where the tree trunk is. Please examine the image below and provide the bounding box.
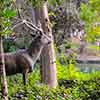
[40,2,57,88]
[0,36,8,100]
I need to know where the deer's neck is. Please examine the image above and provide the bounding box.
[27,41,44,59]
[22,41,44,71]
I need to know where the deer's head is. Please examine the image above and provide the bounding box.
[30,31,52,46]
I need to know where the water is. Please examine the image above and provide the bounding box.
[76,63,100,73]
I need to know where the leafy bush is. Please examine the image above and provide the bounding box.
[56,59,100,100]
[5,77,100,100]
[1,62,100,100]
[57,59,100,80]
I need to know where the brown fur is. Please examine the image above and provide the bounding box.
[0,34,50,85]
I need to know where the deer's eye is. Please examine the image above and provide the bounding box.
[30,34,36,37]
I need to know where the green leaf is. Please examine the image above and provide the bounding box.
[3,9,16,18]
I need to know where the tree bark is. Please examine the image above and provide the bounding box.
[0,36,8,100]
[39,2,57,88]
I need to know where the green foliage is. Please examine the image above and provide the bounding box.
[80,4,97,41]
[90,0,100,11]
[1,69,100,100]
[57,59,100,100]
[28,65,40,85]
[2,9,16,18]
[56,60,68,79]
[80,3,97,23]
[0,59,100,100]
[64,79,100,100]
[26,85,67,100]
[0,0,16,36]
[80,0,100,42]
[48,0,64,6]
[56,52,100,80]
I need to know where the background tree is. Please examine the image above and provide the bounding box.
[0,0,16,99]
[39,2,57,87]
[80,0,100,42]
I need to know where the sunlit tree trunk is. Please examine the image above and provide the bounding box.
[40,2,57,88]
[0,36,8,100]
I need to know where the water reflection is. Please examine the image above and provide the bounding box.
[76,64,100,73]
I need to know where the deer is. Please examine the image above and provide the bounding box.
[0,31,51,85]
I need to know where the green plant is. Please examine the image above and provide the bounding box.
[0,0,16,36]
[80,0,100,42]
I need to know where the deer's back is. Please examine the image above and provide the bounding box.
[0,50,27,75]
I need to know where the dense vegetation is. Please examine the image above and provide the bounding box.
[0,63,100,100]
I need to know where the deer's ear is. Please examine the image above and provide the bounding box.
[30,34,36,37]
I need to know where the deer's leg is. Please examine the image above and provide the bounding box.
[0,75,2,93]
[23,72,26,85]
[23,70,28,85]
